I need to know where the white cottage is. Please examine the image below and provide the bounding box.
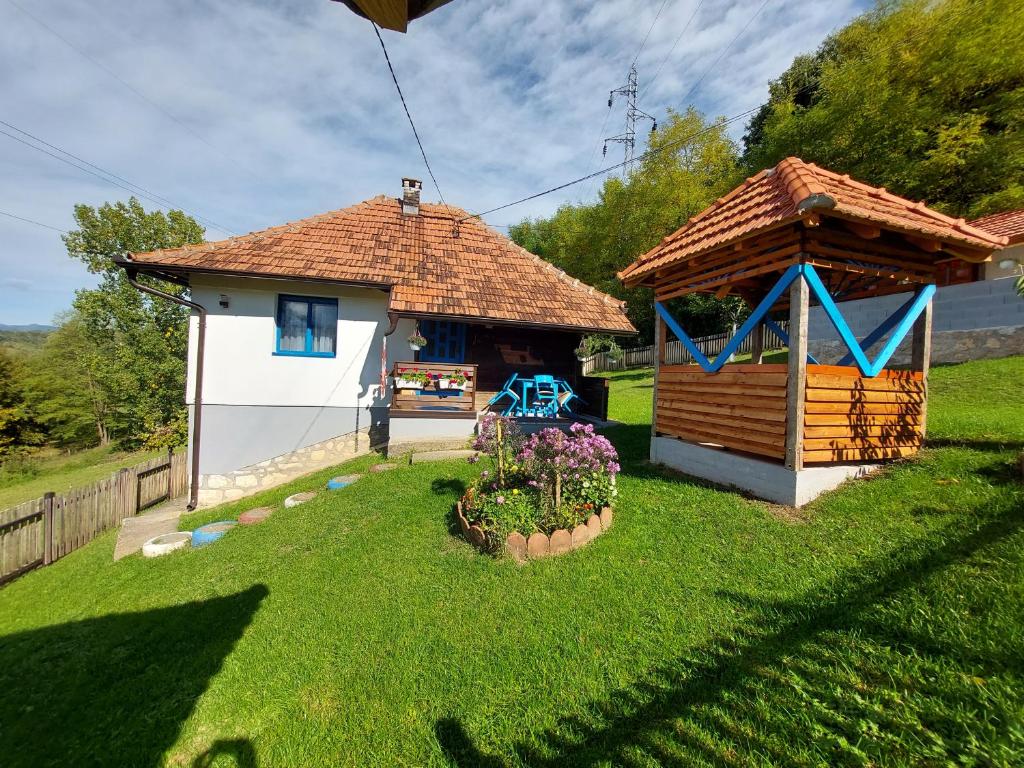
[120,180,634,507]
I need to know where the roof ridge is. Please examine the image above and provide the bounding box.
[776,157,830,209]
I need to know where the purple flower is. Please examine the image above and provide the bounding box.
[496,495,505,504]
[467,454,479,464]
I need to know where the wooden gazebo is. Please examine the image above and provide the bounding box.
[619,157,1007,505]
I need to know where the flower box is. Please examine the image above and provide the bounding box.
[395,377,424,390]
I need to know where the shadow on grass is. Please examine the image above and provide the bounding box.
[191,738,258,768]
[437,500,1024,766]
[0,584,268,768]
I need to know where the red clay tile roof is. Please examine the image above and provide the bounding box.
[619,157,1007,285]
[969,209,1024,245]
[128,196,635,334]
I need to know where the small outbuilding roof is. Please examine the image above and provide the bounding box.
[127,196,635,335]
[970,208,1024,245]
[620,157,1007,286]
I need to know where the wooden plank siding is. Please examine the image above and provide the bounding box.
[654,364,789,460]
[653,363,925,466]
[801,366,925,463]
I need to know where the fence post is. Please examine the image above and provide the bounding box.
[166,447,174,501]
[43,491,55,565]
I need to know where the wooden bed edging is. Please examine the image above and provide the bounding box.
[456,502,613,562]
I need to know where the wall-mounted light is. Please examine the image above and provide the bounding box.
[998,258,1019,270]
[219,294,230,308]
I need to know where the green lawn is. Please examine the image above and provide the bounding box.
[0,445,164,509]
[1,358,1022,767]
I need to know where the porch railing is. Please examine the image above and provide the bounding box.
[391,362,478,413]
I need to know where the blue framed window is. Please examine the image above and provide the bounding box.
[274,294,338,357]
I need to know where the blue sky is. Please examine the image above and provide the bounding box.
[0,0,869,325]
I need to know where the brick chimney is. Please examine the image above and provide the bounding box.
[401,177,422,215]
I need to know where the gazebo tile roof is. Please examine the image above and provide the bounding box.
[620,157,1007,285]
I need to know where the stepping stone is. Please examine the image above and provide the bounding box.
[410,449,477,464]
[327,474,362,490]
[238,507,274,525]
[142,532,191,558]
[370,463,397,473]
[284,491,317,508]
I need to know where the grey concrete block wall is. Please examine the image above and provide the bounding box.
[808,277,1024,340]
[807,277,1024,365]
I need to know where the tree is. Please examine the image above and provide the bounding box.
[36,198,205,448]
[0,350,37,456]
[24,316,121,447]
[510,108,744,343]
[742,0,1024,218]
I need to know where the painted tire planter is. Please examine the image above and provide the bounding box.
[142,531,192,558]
[456,502,613,562]
[191,521,238,547]
[327,474,362,490]
[284,491,317,508]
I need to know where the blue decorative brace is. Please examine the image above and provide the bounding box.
[802,264,935,377]
[655,263,935,377]
[655,264,803,373]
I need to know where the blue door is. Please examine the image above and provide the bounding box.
[419,320,466,363]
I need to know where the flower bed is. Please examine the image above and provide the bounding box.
[458,414,620,560]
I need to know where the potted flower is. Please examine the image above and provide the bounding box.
[408,330,427,352]
[440,369,468,390]
[395,367,428,389]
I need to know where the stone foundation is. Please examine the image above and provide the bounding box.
[196,427,373,507]
[808,325,1024,368]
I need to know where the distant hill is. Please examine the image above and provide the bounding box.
[0,328,51,357]
[0,324,55,332]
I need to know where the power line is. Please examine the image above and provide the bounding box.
[461,107,759,222]
[639,0,706,100]
[678,0,771,107]
[5,0,254,179]
[371,22,452,216]
[470,0,966,225]
[631,0,672,68]
[0,119,237,236]
[0,208,67,234]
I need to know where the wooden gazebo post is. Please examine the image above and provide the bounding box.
[784,271,809,471]
[911,298,934,437]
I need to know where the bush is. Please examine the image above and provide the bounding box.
[461,416,619,545]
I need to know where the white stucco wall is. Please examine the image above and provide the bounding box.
[185,276,415,409]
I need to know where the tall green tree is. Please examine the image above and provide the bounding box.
[743,0,1024,218]
[0,350,37,456]
[511,108,744,343]
[30,198,204,448]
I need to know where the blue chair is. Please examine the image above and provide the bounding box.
[553,377,586,413]
[531,375,559,418]
[487,373,520,416]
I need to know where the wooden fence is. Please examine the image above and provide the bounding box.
[582,321,790,374]
[0,449,187,585]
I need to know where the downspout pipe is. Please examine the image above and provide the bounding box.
[120,262,206,510]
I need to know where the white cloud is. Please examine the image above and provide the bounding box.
[0,0,868,324]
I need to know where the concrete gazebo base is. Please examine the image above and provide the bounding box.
[651,437,882,507]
